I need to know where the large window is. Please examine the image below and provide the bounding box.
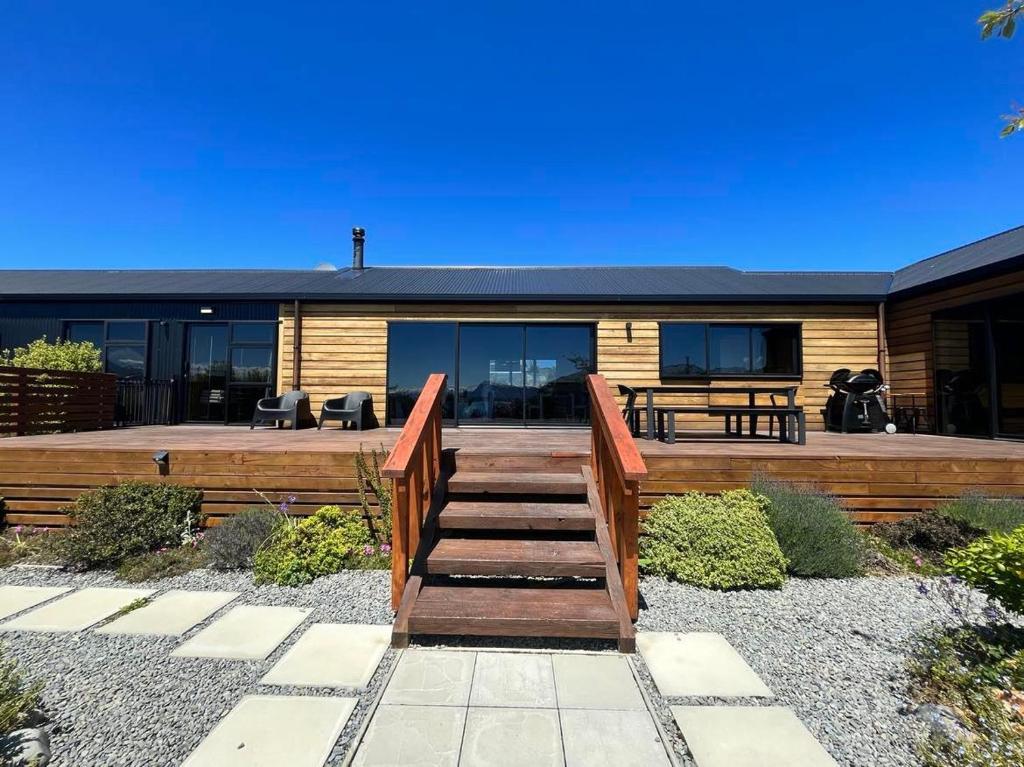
[386,322,595,426]
[660,323,801,379]
[185,322,276,423]
[65,320,148,379]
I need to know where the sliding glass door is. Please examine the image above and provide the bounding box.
[185,323,276,424]
[386,322,595,427]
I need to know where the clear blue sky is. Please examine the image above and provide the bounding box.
[1,1,1021,272]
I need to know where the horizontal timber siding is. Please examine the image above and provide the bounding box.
[886,268,1024,427]
[279,302,881,431]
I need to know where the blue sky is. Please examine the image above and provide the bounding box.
[0,1,1021,272]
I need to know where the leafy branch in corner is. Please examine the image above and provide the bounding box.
[979,1,1024,136]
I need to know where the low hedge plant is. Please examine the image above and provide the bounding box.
[938,492,1024,535]
[753,476,863,578]
[639,489,787,590]
[945,527,1024,615]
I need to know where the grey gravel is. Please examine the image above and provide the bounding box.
[0,566,393,767]
[633,575,989,767]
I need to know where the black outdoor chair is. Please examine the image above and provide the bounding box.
[250,391,313,430]
[617,384,640,436]
[318,392,372,431]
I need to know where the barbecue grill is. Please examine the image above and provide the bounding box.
[822,367,891,433]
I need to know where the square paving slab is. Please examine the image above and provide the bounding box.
[181,694,356,767]
[96,590,238,636]
[671,706,838,767]
[260,623,390,688]
[0,586,71,621]
[560,708,670,767]
[381,649,475,706]
[469,652,557,708]
[460,707,563,767]
[171,605,310,660]
[551,654,645,710]
[0,587,154,632]
[352,704,466,767]
[637,632,773,698]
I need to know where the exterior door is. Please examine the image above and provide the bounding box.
[186,324,229,422]
[185,323,276,423]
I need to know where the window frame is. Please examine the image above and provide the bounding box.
[63,319,150,380]
[658,321,803,381]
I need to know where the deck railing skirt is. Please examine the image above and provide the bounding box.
[381,373,448,612]
[586,374,648,620]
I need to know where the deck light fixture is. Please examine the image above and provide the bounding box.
[199,306,214,315]
[152,450,169,476]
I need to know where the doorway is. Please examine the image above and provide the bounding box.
[185,322,276,423]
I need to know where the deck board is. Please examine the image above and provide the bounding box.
[1,426,1022,526]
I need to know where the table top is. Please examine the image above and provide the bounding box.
[634,384,799,395]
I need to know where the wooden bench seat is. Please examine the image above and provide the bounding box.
[655,405,806,445]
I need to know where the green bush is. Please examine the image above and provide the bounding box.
[752,477,863,578]
[0,336,101,372]
[60,481,203,569]
[0,647,41,735]
[253,505,374,586]
[205,507,285,570]
[639,490,787,590]
[945,528,1024,614]
[939,492,1024,535]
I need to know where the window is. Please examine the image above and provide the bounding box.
[660,323,801,378]
[65,320,148,379]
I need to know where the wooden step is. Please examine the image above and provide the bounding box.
[427,538,605,577]
[447,471,586,495]
[438,501,595,531]
[407,585,620,639]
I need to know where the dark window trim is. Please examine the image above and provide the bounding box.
[658,321,803,381]
[62,319,150,379]
[384,320,598,428]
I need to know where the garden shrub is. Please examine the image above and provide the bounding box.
[204,507,285,570]
[253,505,375,586]
[752,476,863,578]
[639,490,787,590]
[0,647,41,735]
[60,481,203,569]
[945,528,1024,614]
[0,336,101,372]
[355,445,392,544]
[939,492,1024,535]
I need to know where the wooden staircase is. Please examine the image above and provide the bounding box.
[383,374,647,653]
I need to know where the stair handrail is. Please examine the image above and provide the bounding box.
[382,373,447,611]
[586,373,647,619]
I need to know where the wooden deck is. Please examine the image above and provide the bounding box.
[1,425,1023,526]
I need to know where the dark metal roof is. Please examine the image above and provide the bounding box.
[0,266,893,302]
[889,224,1024,295]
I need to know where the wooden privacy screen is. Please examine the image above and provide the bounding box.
[0,367,118,437]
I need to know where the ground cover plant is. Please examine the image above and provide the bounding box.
[753,476,863,578]
[0,525,62,569]
[116,543,208,582]
[869,510,983,573]
[60,481,203,569]
[639,489,787,589]
[939,492,1024,535]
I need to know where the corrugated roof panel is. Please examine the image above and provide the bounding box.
[890,225,1024,294]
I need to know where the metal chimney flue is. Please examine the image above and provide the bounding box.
[352,227,366,270]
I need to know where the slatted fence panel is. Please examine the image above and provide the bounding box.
[0,367,118,436]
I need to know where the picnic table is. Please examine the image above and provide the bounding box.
[621,385,805,445]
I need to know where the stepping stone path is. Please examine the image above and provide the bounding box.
[97,589,239,636]
[0,587,154,632]
[261,623,391,689]
[172,604,310,660]
[353,649,672,767]
[181,695,357,767]
[0,585,841,766]
[0,585,70,620]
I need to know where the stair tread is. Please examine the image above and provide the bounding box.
[427,537,604,577]
[448,471,586,495]
[439,501,594,530]
[409,585,619,638]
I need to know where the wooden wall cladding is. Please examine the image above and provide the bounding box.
[4,444,1022,527]
[886,268,1024,425]
[277,302,881,431]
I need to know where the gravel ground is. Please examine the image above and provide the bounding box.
[633,575,982,767]
[0,565,394,767]
[0,567,979,767]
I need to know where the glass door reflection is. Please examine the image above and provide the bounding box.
[457,325,525,424]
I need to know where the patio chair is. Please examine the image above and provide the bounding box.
[250,390,312,430]
[318,392,372,431]
[617,384,640,436]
